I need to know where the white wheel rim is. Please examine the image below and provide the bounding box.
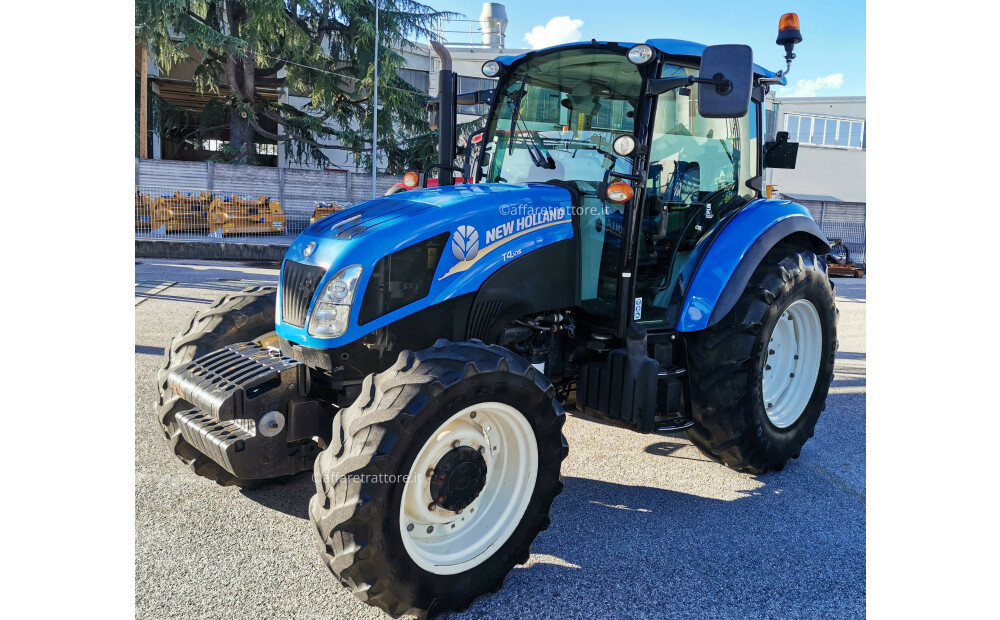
[399,402,538,575]
[762,299,823,428]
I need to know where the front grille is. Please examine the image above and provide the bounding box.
[281,260,326,327]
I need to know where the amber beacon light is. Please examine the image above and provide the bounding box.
[777,13,802,49]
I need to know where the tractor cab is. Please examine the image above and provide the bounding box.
[464,39,782,336]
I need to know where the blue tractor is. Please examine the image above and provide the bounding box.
[157,13,836,618]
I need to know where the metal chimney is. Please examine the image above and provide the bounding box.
[479,3,508,49]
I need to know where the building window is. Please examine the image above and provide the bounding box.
[457,76,497,116]
[784,113,865,150]
[398,69,429,94]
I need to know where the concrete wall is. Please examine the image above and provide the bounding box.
[135,159,403,215]
[766,96,866,203]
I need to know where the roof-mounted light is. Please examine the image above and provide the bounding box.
[627,44,654,65]
[482,60,501,77]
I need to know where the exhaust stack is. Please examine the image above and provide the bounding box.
[479,3,508,49]
[430,40,456,186]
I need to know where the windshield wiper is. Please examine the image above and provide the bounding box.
[504,78,555,169]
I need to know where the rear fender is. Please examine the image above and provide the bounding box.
[677,200,829,332]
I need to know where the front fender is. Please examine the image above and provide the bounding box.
[677,200,830,332]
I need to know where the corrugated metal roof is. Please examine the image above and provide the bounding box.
[780,193,843,203]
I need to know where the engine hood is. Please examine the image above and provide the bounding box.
[300,183,571,242]
[278,182,576,347]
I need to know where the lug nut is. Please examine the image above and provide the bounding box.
[470,411,477,419]
[452,440,460,449]
[479,446,486,455]
[428,502,437,511]
[790,373,795,378]
[794,355,799,360]
[769,349,775,355]
[406,523,414,532]
[427,526,434,534]
[767,402,773,408]
[426,468,434,477]
[765,365,772,371]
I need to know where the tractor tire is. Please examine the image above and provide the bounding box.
[309,339,568,619]
[155,286,278,487]
[685,246,838,474]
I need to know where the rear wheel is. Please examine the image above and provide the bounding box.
[685,246,837,473]
[309,340,568,618]
[155,286,278,487]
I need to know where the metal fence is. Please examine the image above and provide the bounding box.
[135,159,404,243]
[795,200,867,265]
[134,186,355,242]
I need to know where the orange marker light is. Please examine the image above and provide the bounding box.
[778,13,799,32]
[403,171,419,189]
[606,181,633,204]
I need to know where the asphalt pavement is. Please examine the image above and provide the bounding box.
[135,259,865,619]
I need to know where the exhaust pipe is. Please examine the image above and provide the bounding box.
[430,40,456,186]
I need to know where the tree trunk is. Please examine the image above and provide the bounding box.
[224,1,256,165]
[229,112,254,165]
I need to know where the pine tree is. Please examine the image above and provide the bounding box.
[135,0,454,171]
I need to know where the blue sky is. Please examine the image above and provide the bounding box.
[422,0,866,96]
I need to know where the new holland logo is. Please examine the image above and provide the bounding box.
[451,225,480,261]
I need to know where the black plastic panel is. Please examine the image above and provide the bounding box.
[358,233,450,325]
[282,260,326,328]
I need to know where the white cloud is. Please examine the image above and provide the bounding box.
[523,16,584,49]
[785,73,845,97]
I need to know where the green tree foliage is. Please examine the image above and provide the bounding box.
[135,0,454,171]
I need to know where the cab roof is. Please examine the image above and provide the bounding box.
[495,38,785,85]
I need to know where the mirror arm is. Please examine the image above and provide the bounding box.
[647,74,734,97]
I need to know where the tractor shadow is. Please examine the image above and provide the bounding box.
[458,474,865,619]
[241,471,315,519]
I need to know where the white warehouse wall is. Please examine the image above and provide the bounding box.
[765,96,866,203]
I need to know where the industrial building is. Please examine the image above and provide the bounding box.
[765,95,867,204]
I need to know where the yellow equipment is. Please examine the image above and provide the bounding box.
[310,202,348,224]
[135,189,153,231]
[146,191,214,233]
[207,194,286,235]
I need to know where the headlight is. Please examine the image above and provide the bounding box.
[613,135,637,157]
[482,60,501,77]
[627,44,654,65]
[308,265,363,337]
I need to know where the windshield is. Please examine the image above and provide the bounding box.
[480,49,642,188]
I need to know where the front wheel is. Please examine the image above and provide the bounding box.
[685,246,838,473]
[309,340,568,618]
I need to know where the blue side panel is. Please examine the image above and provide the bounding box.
[276,183,574,349]
[676,200,815,332]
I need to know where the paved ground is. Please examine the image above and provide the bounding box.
[135,259,865,619]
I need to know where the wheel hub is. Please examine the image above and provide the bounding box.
[761,298,823,428]
[429,446,487,512]
[399,402,539,575]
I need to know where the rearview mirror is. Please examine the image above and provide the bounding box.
[426,99,440,131]
[764,131,799,169]
[697,44,754,119]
